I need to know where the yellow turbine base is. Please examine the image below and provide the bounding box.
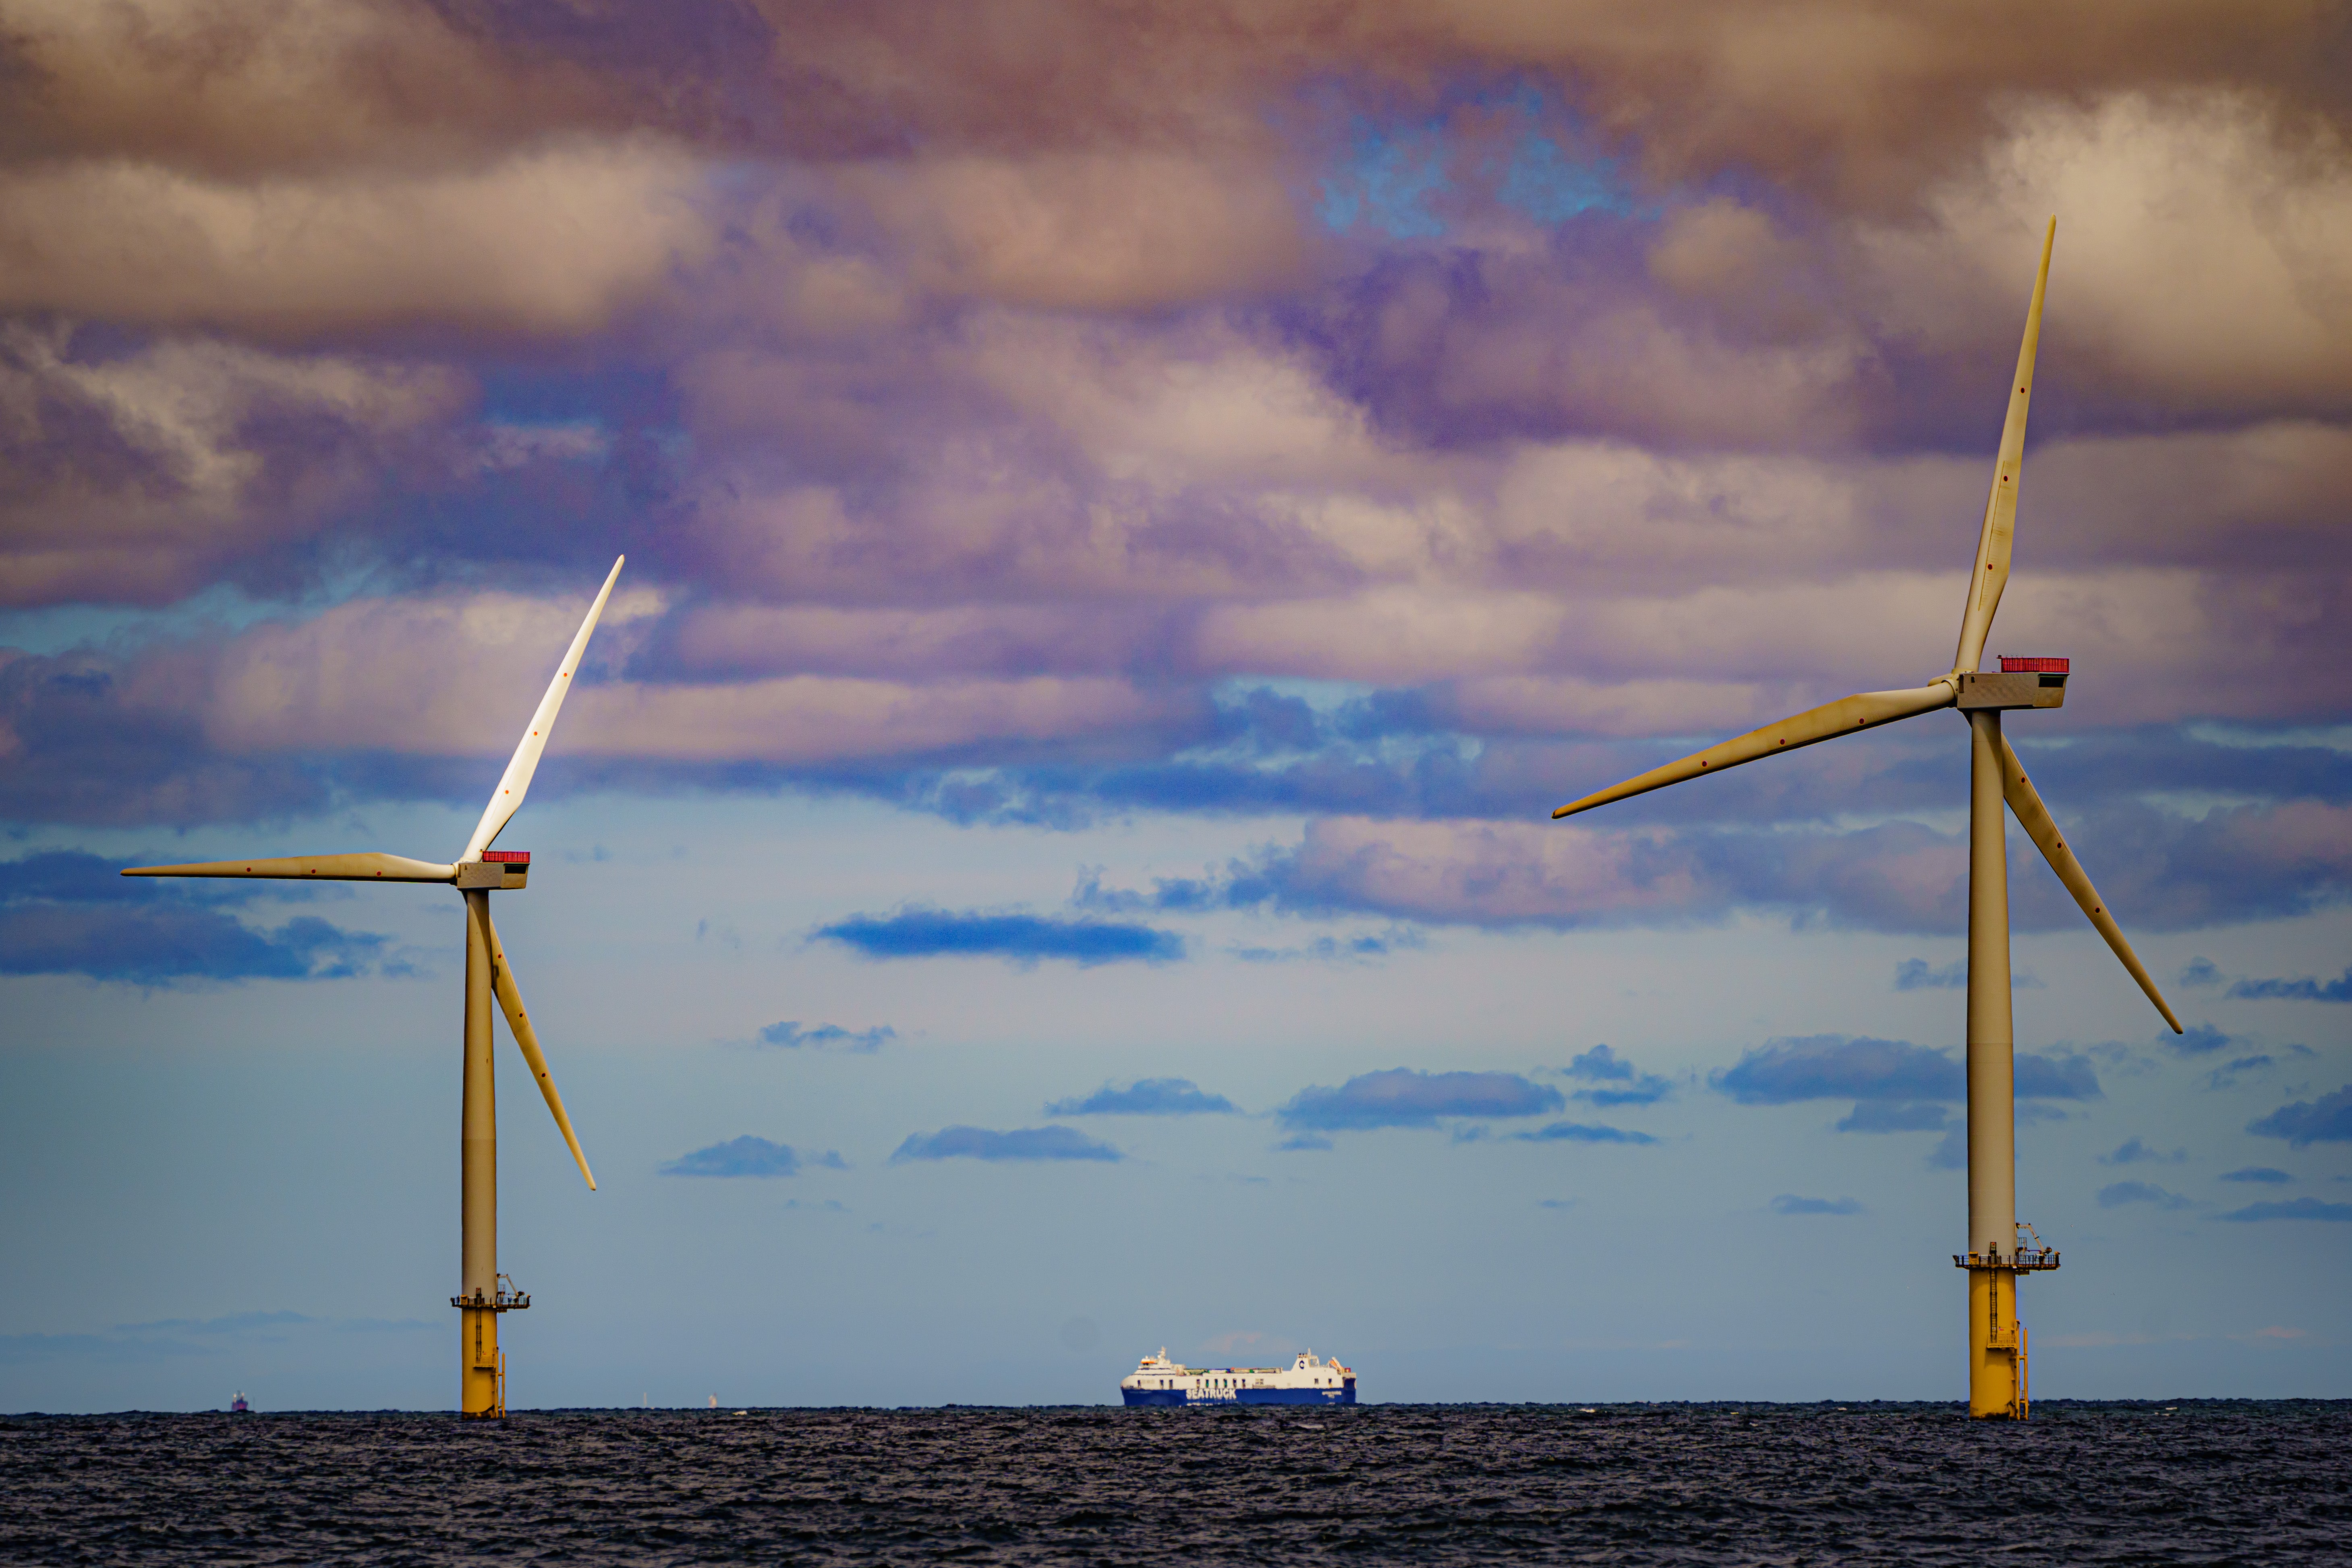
[1968,1268,2029,1419]
[461,1307,504,1419]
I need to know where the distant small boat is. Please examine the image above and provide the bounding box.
[230,1392,250,1414]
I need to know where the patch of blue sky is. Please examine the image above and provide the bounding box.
[1496,131,1620,224]
[0,566,385,657]
[1211,677,1380,717]
[475,361,674,427]
[472,419,610,471]
[1316,82,1622,240]
[1770,1195,1863,1216]
[469,363,690,473]
[1318,119,1450,239]
[1185,679,1479,772]
[815,907,1184,967]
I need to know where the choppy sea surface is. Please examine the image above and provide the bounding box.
[4,1402,2346,1564]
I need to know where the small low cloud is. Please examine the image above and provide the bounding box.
[2179,957,2224,988]
[1536,1198,1575,1210]
[1837,1102,1949,1132]
[2217,1197,2352,1222]
[2017,1055,2104,1100]
[2247,1085,2352,1148]
[2231,1326,2310,1345]
[1574,1083,1672,1108]
[1715,1035,2100,1110]
[660,1136,843,1178]
[1275,1068,1562,1132]
[1274,1132,1334,1152]
[758,1020,897,1052]
[112,1310,314,1337]
[1069,867,1235,915]
[3,1309,436,1368]
[1716,1036,1960,1104]
[1046,1078,1238,1116]
[1510,1122,1658,1145]
[817,907,1181,967]
[2219,1166,2293,1184]
[2099,1137,2187,1166]
[890,1125,1122,1162]
[1564,1044,1672,1106]
[2172,1023,2236,1056]
[2,851,307,907]
[2204,1054,2275,1090]
[1770,1195,1863,1216]
[1929,1128,1966,1169]
[1230,929,1421,964]
[0,908,402,985]
[103,1310,434,1339]
[1566,1044,1635,1082]
[0,852,406,986]
[1894,958,2039,991]
[2227,965,2352,1003]
[2097,1181,2192,1211]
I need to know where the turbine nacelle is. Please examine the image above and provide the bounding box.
[1956,659,2069,712]
[455,851,532,891]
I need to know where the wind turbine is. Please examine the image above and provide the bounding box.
[1548,221,2182,1420]
[124,557,625,1419]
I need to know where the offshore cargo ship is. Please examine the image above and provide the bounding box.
[1120,1348,1356,1406]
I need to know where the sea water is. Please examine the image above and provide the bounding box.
[3,1401,2344,1563]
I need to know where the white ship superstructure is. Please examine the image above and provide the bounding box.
[1120,1348,1356,1406]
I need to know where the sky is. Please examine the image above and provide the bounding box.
[2,0,2349,1413]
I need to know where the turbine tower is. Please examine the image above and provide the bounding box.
[1548,222,2182,1419]
[124,557,624,1419]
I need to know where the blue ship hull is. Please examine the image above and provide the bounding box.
[1122,1380,1355,1407]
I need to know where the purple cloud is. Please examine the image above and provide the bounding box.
[2097,1181,2191,1211]
[661,1137,847,1178]
[0,8,2344,994]
[2217,1198,2352,1223]
[1276,1069,1563,1132]
[816,907,1183,967]
[891,1126,1123,1164]
[2228,966,2352,1003]
[2248,1086,2352,1148]
[1046,1079,1239,1116]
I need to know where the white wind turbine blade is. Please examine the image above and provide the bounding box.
[1951,217,2055,675]
[460,556,624,862]
[1997,735,2184,1033]
[123,853,455,881]
[1551,683,1955,819]
[481,904,597,1189]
